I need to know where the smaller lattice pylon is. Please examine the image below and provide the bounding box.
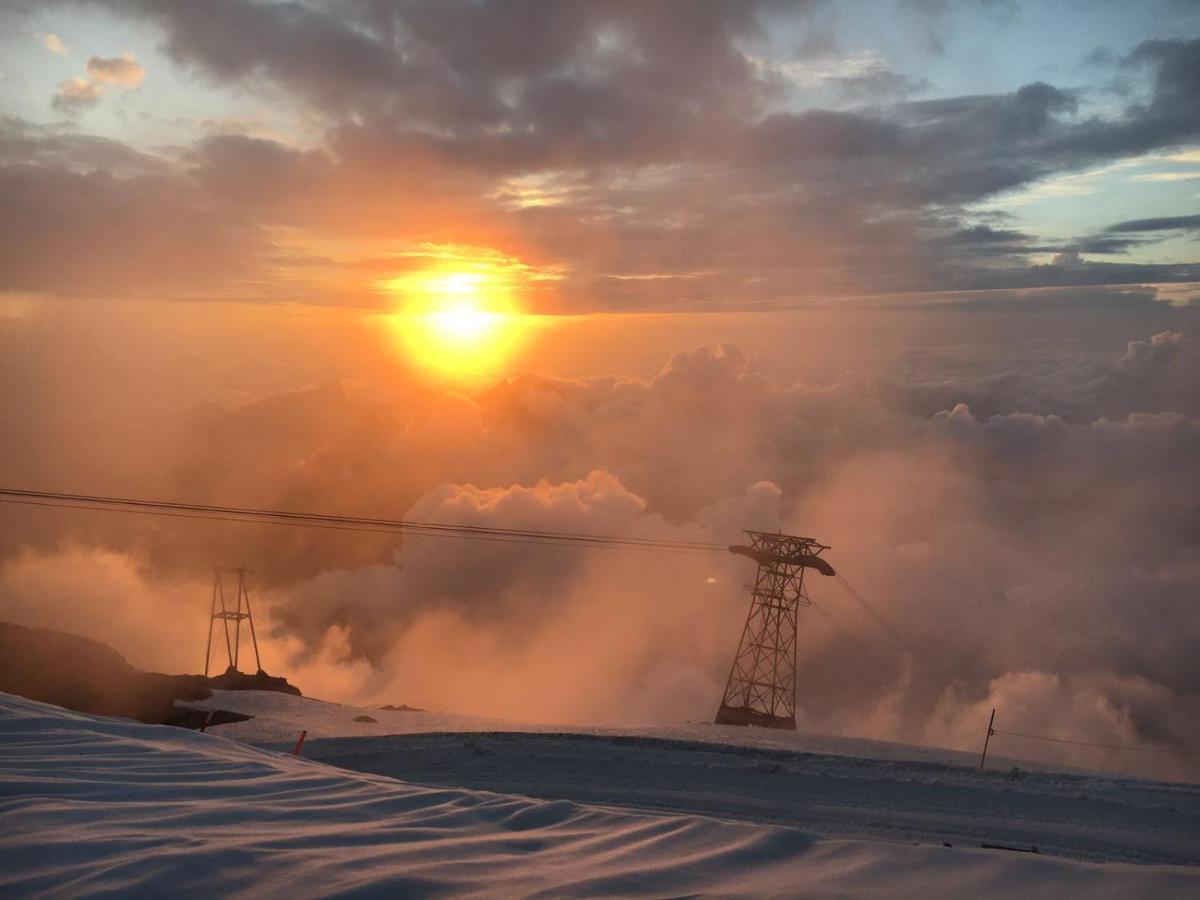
[204,566,262,678]
[715,531,836,730]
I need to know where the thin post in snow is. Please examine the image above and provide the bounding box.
[980,707,996,770]
[293,730,307,756]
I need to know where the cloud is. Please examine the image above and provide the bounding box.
[43,54,146,122]
[0,121,265,297]
[3,306,1199,776]
[1,4,1196,304]
[1130,171,1200,182]
[0,545,209,674]
[753,51,928,103]
[2,1,1198,781]
[1105,213,1200,233]
[126,0,778,139]
[86,52,146,87]
[0,119,168,175]
[51,76,100,113]
[39,32,68,55]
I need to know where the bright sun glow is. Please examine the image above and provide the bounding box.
[380,256,537,380]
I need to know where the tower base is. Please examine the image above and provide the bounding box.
[714,704,796,730]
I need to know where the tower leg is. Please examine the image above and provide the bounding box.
[204,569,217,678]
[233,572,243,672]
[241,569,262,672]
[218,573,234,671]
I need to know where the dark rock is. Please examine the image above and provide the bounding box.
[353,715,378,723]
[0,622,211,723]
[0,621,300,725]
[209,665,301,696]
[166,707,254,730]
[379,703,425,712]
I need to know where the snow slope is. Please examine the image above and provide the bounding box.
[190,690,1200,867]
[195,689,1075,772]
[307,731,1200,867]
[3,693,1198,897]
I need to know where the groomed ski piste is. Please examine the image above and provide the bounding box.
[2,690,1198,897]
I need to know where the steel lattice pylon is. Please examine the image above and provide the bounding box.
[204,566,262,677]
[715,531,836,730]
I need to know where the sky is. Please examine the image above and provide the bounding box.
[0,1,1198,780]
[1,0,1199,309]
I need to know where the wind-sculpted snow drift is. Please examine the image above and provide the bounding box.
[2,692,1198,897]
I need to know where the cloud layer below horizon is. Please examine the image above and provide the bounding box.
[2,295,1198,780]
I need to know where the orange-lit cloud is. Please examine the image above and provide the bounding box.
[86,52,146,87]
[39,32,69,55]
[52,76,100,113]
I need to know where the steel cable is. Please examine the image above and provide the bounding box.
[0,488,730,555]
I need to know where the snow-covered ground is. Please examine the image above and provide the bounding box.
[3,692,1198,898]
[185,690,1200,868]
[4,691,1195,897]
[193,688,1081,772]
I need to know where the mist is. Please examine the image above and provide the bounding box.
[3,292,1197,781]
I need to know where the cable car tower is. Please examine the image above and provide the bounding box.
[204,566,262,677]
[715,531,836,730]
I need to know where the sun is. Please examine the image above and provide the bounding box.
[426,300,500,343]
[420,273,503,344]
[380,263,532,380]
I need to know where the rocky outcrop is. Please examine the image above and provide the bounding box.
[209,665,302,696]
[0,622,300,726]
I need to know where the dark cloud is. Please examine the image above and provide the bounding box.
[4,3,1197,305]
[117,0,783,160]
[0,117,167,175]
[830,67,929,103]
[0,120,264,297]
[1106,213,1200,233]
[1054,236,1144,254]
[1126,37,1200,122]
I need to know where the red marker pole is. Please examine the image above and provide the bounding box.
[293,729,308,756]
[199,710,215,733]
